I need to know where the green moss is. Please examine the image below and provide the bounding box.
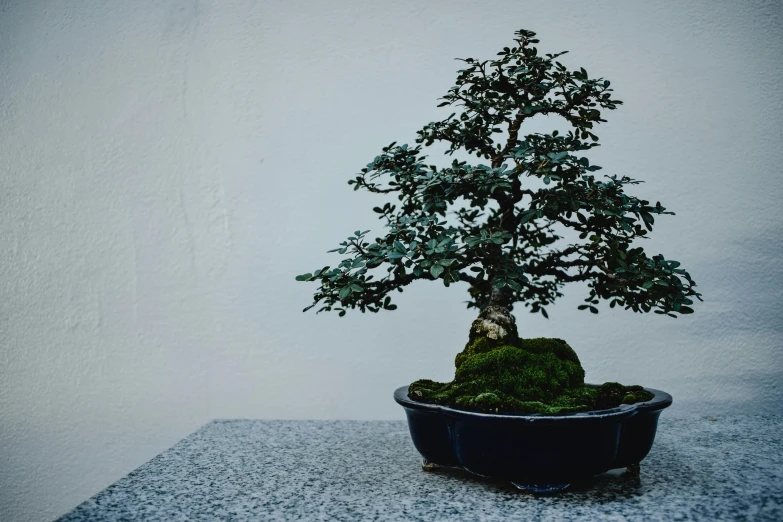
[454,336,496,369]
[621,385,655,404]
[409,336,654,414]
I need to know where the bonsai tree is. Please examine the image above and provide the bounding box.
[297,29,701,414]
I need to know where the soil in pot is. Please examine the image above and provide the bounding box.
[408,305,653,414]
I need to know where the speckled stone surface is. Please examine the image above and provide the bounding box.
[57,416,782,521]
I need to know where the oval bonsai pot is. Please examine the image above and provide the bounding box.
[394,384,672,492]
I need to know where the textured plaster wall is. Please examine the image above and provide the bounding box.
[0,1,781,520]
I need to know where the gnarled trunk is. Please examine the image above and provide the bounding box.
[468,304,518,344]
[488,284,513,308]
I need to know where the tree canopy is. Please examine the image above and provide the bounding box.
[296,28,701,319]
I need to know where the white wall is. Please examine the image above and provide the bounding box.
[1,1,781,520]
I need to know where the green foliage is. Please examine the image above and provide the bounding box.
[296,28,701,318]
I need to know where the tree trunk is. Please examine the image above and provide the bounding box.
[470,284,519,343]
[488,283,513,309]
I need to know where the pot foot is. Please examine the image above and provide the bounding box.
[511,482,571,494]
[421,458,436,472]
[626,463,641,477]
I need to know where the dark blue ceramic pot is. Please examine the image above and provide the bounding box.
[394,384,672,493]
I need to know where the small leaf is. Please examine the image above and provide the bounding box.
[295,273,312,281]
[519,210,536,224]
[430,264,444,278]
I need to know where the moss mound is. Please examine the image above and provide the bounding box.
[409,308,653,414]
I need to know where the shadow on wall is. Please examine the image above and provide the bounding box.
[689,225,783,339]
[677,370,782,415]
[674,225,783,414]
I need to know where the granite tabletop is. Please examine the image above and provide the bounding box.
[56,416,782,521]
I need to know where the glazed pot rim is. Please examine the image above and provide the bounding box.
[394,383,672,423]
